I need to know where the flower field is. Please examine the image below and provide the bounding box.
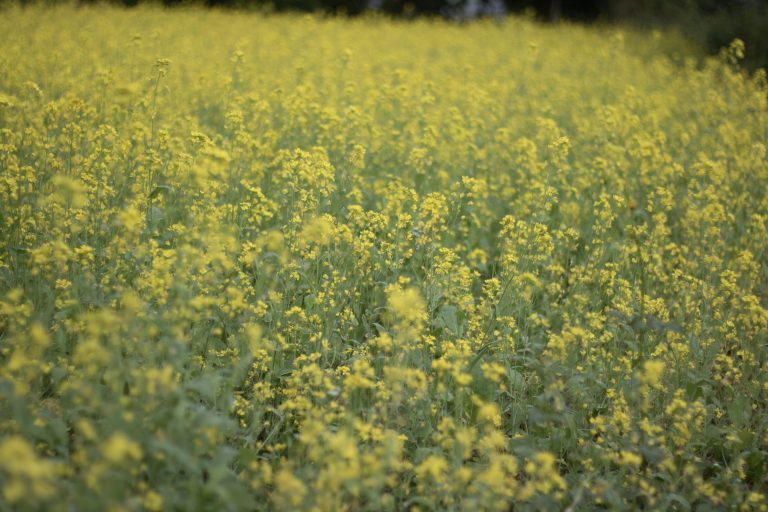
[1,4,767,510]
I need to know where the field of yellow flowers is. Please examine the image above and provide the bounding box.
[1,4,767,510]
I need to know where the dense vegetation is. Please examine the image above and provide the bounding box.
[1,4,767,510]
[13,0,768,69]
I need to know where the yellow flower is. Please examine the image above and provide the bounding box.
[416,455,448,483]
[387,286,426,326]
[616,450,643,467]
[0,436,59,503]
[272,468,307,508]
[299,215,335,246]
[102,432,142,464]
[522,451,566,498]
[143,491,164,511]
[638,360,665,389]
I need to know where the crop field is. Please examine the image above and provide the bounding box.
[0,4,767,511]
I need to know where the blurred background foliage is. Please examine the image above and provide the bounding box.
[603,0,768,71]
[10,0,768,71]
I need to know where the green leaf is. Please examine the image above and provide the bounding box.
[727,395,752,428]
[149,184,172,199]
[437,304,458,334]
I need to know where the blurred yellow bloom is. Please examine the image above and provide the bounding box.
[102,433,143,464]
